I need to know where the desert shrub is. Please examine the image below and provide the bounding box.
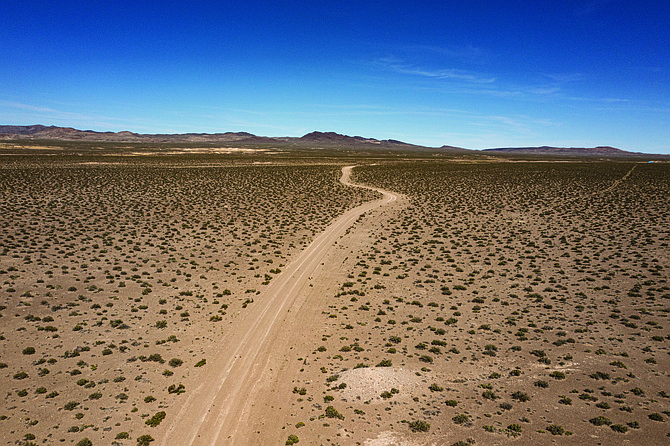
[115,432,130,439]
[610,424,628,433]
[194,359,206,367]
[167,384,185,394]
[146,411,166,427]
[589,416,611,426]
[452,414,471,425]
[326,374,340,383]
[325,406,344,420]
[445,400,459,407]
[75,439,92,446]
[376,359,392,367]
[168,358,183,367]
[429,383,444,392]
[22,347,36,355]
[649,413,665,422]
[408,420,430,432]
[590,371,610,380]
[511,391,530,402]
[64,401,80,410]
[286,434,300,445]
[293,387,307,395]
[546,424,565,435]
[136,435,154,446]
[534,380,549,388]
[558,395,572,405]
[549,371,565,380]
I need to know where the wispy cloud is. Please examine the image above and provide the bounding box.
[398,44,488,63]
[541,73,586,83]
[373,57,496,84]
[0,100,150,132]
[574,0,620,16]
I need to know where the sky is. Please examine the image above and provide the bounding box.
[1,1,669,153]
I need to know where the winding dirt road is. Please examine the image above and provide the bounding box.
[160,165,398,445]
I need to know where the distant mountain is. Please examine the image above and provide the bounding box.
[1,125,665,158]
[483,146,644,157]
[299,131,412,146]
[0,125,438,151]
[0,125,262,143]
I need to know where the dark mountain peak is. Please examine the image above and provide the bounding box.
[482,146,649,157]
[300,131,351,141]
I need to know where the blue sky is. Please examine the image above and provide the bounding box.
[1,1,669,153]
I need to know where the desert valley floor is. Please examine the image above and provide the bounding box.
[1,154,669,446]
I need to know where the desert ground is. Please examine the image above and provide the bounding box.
[1,154,669,446]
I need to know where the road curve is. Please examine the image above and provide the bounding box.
[160,165,398,446]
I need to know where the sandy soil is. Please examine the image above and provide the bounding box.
[1,157,669,446]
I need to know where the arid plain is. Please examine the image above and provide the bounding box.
[1,152,669,446]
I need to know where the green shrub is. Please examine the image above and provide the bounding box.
[649,413,665,422]
[325,406,344,420]
[511,391,530,402]
[168,358,183,367]
[286,434,300,445]
[547,424,564,435]
[167,384,185,394]
[445,400,458,407]
[589,416,611,426]
[452,414,470,425]
[136,435,154,446]
[75,439,92,446]
[64,401,80,411]
[146,411,166,427]
[408,420,430,432]
[376,359,392,367]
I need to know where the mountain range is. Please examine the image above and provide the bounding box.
[0,125,666,158]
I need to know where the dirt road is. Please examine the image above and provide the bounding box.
[160,165,398,445]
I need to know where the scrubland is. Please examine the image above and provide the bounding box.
[0,157,375,445]
[274,161,670,445]
[1,156,669,446]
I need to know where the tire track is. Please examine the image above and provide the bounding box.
[160,165,398,445]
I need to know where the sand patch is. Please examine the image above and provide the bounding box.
[338,367,422,403]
